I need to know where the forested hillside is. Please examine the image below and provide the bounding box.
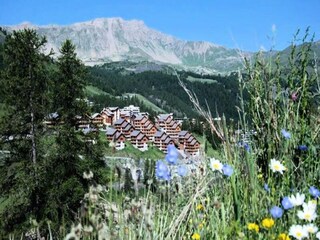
[85,65,242,120]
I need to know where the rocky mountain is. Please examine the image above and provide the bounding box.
[3,18,251,73]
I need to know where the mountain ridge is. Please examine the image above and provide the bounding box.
[3,17,250,73]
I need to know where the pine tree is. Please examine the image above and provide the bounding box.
[0,29,50,236]
[42,40,109,232]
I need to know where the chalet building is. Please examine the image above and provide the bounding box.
[75,115,90,130]
[106,128,126,150]
[119,110,131,122]
[91,113,104,127]
[130,130,148,151]
[44,112,60,128]
[178,131,200,156]
[122,105,140,115]
[155,113,181,140]
[114,118,134,139]
[101,107,120,126]
[131,114,157,141]
[154,131,174,152]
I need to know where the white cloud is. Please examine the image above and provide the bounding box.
[272,24,277,33]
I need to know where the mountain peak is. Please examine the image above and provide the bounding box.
[3,18,248,73]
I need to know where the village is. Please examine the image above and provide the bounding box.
[46,104,201,157]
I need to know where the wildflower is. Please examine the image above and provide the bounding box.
[247,223,259,233]
[297,207,317,222]
[316,232,320,239]
[289,224,308,240]
[177,165,188,177]
[209,158,223,173]
[264,183,270,193]
[309,186,320,198]
[282,197,293,210]
[243,142,250,152]
[281,129,291,139]
[270,158,286,174]
[196,204,204,211]
[198,223,204,229]
[270,206,283,219]
[297,201,317,222]
[155,160,171,181]
[278,233,291,240]
[65,232,78,240]
[166,144,178,165]
[298,145,308,151]
[222,164,234,177]
[289,193,305,207]
[83,171,94,180]
[303,200,317,212]
[83,225,93,233]
[262,218,275,229]
[303,223,318,234]
[291,92,298,101]
[191,232,201,240]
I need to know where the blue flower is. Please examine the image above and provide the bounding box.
[243,143,250,152]
[177,165,188,177]
[264,183,270,193]
[281,129,291,139]
[165,145,179,165]
[309,186,320,198]
[281,197,293,210]
[155,160,171,181]
[222,164,234,177]
[270,206,283,219]
[298,145,308,151]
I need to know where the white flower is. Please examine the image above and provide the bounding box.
[316,231,320,239]
[297,200,318,222]
[83,225,93,233]
[298,208,317,222]
[302,200,317,212]
[83,171,94,179]
[289,193,305,207]
[209,158,223,173]
[289,224,309,239]
[270,158,286,174]
[303,223,318,234]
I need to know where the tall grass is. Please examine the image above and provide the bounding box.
[14,31,319,239]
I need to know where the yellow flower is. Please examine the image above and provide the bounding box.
[278,233,291,240]
[191,232,201,240]
[257,173,263,180]
[196,204,204,211]
[247,223,259,233]
[261,218,274,229]
[198,223,204,229]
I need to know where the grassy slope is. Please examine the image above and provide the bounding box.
[186,76,217,84]
[105,141,164,160]
[85,85,112,97]
[123,93,166,113]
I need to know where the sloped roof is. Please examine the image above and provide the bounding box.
[131,130,140,137]
[154,131,164,137]
[106,128,117,136]
[179,131,188,137]
[133,114,145,121]
[91,113,101,119]
[114,118,125,125]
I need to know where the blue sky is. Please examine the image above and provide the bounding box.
[0,0,319,51]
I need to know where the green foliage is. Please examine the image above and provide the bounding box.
[85,66,241,120]
[0,29,52,237]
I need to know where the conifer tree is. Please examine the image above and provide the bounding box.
[0,29,50,236]
[42,39,109,232]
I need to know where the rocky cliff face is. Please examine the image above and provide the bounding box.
[5,18,251,73]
